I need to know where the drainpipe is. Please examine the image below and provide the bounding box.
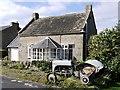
[85,21,88,60]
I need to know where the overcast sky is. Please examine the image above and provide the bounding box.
[0,0,119,33]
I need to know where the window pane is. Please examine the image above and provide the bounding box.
[57,49,60,59]
[69,45,73,48]
[33,48,37,59]
[37,49,39,59]
[65,49,68,59]
[62,49,64,59]
[43,49,45,52]
[40,49,42,52]
[51,49,56,59]
[68,49,73,60]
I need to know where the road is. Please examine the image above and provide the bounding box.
[0,75,48,89]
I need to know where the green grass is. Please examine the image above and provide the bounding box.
[101,82,120,90]
[1,66,120,89]
[0,66,48,84]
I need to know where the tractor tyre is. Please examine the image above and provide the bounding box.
[80,75,89,84]
[47,73,57,83]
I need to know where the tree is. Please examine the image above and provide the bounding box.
[87,25,120,81]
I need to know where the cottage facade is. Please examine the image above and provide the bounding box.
[18,5,97,62]
[7,36,19,61]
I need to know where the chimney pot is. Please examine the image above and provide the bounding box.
[86,5,92,13]
[10,22,19,27]
[32,13,39,20]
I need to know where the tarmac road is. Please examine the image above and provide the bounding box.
[1,75,48,89]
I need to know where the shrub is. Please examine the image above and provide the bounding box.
[0,50,8,59]
[60,77,89,88]
[32,60,37,66]
[2,56,8,60]
[9,65,19,69]
[32,60,52,72]
[2,61,10,66]
[88,28,120,82]
[8,61,25,70]
[18,63,25,70]
[74,60,84,66]
[92,75,112,88]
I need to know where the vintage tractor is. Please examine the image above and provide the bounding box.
[47,59,104,84]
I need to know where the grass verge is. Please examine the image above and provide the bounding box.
[101,82,120,90]
[1,66,120,89]
[0,66,48,84]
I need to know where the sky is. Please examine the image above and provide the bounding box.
[0,0,119,33]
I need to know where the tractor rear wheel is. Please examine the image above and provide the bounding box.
[47,73,57,83]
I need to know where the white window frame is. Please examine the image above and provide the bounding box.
[61,44,74,60]
[27,44,33,59]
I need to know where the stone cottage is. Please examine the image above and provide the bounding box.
[0,22,20,58]
[18,5,97,62]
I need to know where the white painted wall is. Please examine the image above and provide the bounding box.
[11,48,19,61]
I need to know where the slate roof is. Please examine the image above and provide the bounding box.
[32,37,61,49]
[7,36,19,48]
[19,13,87,37]
[0,25,11,31]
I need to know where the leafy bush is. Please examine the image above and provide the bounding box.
[8,61,25,70]
[87,27,120,81]
[9,65,19,69]
[2,61,10,66]
[75,60,83,64]
[32,60,52,72]
[92,74,112,88]
[60,77,92,88]
[2,56,8,60]
[32,61,37,66]
[18,63,25,70]
[0,50,7,59]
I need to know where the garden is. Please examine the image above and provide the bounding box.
[1,60,97,89]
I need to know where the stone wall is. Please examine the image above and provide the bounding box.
[19,34,84,62]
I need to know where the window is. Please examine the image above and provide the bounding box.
[65,49,69,59]
[33,48,37,59]
[61,44,74,60]
[29,44,74,61]
[37,49,42,60]
[68,44,74,60]
[57,49,61,59]
[32,48,43,60]
[69,44,74,48]
[43,49,50,60]
[61,44,69,60]
[27,44,34,58]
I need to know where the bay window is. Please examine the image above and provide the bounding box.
[27,38,74,61]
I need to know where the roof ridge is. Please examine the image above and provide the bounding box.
[0,25,11,31]
[38,12,86,20]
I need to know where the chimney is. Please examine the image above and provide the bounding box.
[86,5,92,13]
[10,22,19,28]
[32,13,39,20]
[10,22,20,31]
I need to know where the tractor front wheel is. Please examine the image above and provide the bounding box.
[80,75,89,84]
